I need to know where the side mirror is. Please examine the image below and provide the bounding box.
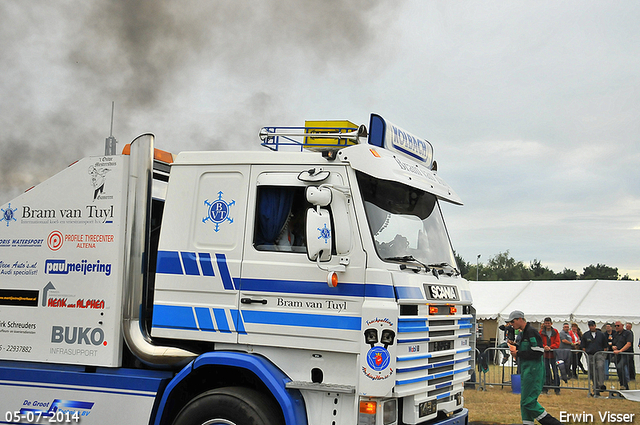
[307,185,351,255]
[306,207,332,262]
[306,186,332,206]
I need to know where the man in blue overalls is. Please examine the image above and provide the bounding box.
[508,310,562,425]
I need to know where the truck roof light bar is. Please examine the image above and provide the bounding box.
[259,121,367,152]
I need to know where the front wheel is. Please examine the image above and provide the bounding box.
[172,386,284,425]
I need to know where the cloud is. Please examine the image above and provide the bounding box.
[0,0,398,202]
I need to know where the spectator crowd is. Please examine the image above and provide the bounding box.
[499,318,636,396]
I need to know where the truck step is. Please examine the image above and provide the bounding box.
[285,381,356,394]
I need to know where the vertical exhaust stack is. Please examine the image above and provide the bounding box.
[122,134,196,366]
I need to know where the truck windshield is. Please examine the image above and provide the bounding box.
[356,171,457,269]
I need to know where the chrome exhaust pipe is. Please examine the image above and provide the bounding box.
[122,134,196,366]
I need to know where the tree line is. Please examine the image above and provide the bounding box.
[455,250,637,281]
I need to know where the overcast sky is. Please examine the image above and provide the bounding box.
[2,1,639,278]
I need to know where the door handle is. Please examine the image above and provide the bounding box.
[241,297,268,305]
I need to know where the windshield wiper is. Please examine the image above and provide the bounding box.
[427,262,460,276]
[386,256,431,273]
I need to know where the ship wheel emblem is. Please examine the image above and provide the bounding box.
[317,223,331,243]
[203,192,235,232]
[1,203,17,227]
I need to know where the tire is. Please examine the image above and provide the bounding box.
[172,386,284,425]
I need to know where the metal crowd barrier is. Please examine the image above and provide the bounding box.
[469,347,640,395]
[470,347,519,391]
[590,351,639,396]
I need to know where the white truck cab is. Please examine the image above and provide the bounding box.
[0,114,472,425]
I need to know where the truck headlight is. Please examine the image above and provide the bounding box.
[382,399,397,425]
[358,399,397,425]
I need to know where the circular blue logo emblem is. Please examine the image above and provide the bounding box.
[366,346,391,371]
[208,199,229,223]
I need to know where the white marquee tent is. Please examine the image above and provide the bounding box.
[470,280,640,327]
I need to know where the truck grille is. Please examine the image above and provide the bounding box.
[394,305,472,398]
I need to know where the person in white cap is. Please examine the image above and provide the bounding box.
[507,310,562,425]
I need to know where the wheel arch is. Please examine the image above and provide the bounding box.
[153,351,307,425]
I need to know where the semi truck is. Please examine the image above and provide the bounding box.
[0,114,472,425]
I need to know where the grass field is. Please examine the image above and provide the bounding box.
[465,385,640,424]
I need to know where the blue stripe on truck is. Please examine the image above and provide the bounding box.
[156,251,183,275]
[152,305,197,330]
[181,251,200,276]
[157,251,396,299]
[0,361,171,396]
[242,310,361,331]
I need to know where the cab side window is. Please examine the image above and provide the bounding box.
[254,186,308,252]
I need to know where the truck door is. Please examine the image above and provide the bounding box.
[152,164,249,344]
[238,167,366,353]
